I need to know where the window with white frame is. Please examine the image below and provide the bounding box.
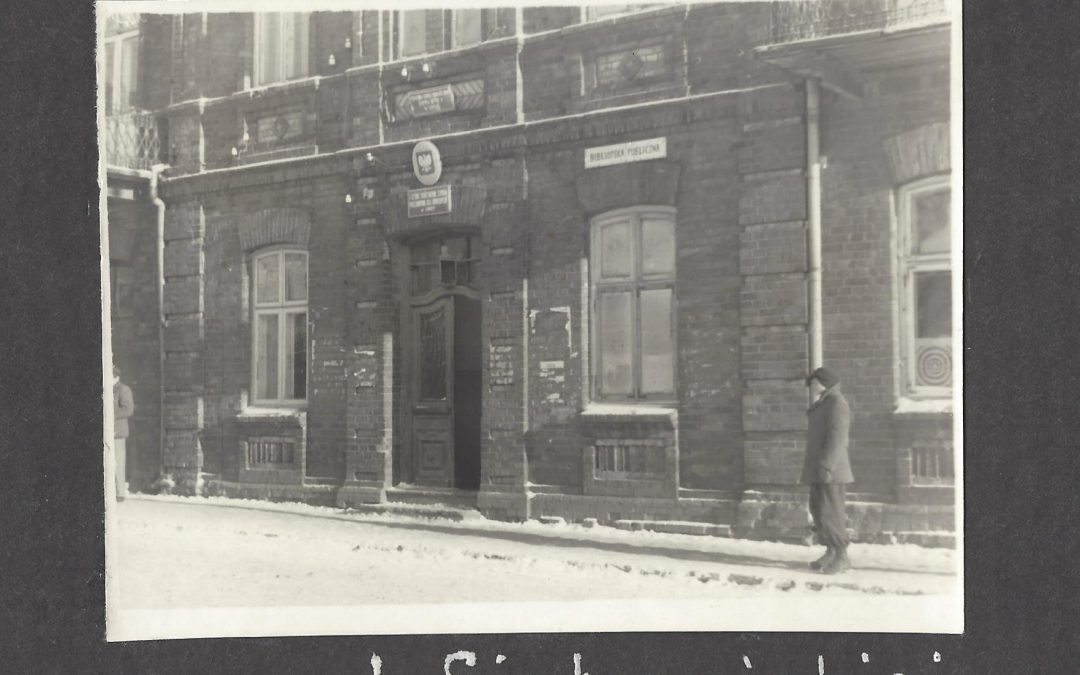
[590,208,676,401]
[398,9,429,58]
[252,249,308,405]
[104,25,139,115]
[897,176,952,400]
[254,12,310,86]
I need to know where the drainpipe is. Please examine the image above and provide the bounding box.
[148,163,168,476]
[805,79,824,389]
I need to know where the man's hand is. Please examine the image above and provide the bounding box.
[819,467,833,483]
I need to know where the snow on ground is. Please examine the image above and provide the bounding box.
[108,496,962,638]
[126,493,958,576]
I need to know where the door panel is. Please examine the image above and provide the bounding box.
[453,296,482,490]
[411,297,454,486]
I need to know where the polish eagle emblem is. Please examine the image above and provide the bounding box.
[417,151,434,174]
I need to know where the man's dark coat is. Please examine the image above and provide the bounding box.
[801,385,853,484]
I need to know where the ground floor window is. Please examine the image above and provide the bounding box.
[589,207,676,402]
[897,175,953,400]
[252,248,308,404]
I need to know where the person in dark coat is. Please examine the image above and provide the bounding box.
[113,365,134,501]
[802,367,853,574]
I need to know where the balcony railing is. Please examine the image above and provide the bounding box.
[770,0,949,44]
[105,110,162,171]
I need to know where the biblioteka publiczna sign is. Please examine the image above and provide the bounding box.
[584,136,667,168]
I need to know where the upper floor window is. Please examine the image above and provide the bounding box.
[397,9,493,58]
[590,208,676,402]
[254,12,310,86]
[104,24,138,115]
[452,9,483,48]
[897,176,953,402]
[252,249,308,405]
[583,5,657,22]
[398,10,429,58]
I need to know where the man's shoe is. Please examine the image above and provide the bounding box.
[809,549,834,571]
[821,553,851,575]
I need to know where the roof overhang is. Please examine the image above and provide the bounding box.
[755,22,951,100]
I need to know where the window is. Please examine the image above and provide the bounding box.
[252,249,308,404]
[398,10,429,58]
[452,9,483,48]
[254,13,310,86]
[897,176,953,400]
[104,25,139,115]
[590,208,676,401]
[584,5,657,21]
[586,5,633,21]
[398,10,493,57]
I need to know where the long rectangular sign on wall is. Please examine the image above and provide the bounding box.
[584,137,667,169]
[407,185,453,218]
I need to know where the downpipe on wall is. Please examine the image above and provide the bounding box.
[149,163,168,485]
[805,78,823,395]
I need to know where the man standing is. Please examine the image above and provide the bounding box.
[113,365,134,502]
[803,367,853,574]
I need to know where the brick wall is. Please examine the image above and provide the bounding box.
[818,62,950,498]
[736,83,810,489]
[108,199,161,491]
[140,6,953,517]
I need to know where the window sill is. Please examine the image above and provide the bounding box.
[581,402,677,421]
[239,406,307,419]
[893,398,953,416]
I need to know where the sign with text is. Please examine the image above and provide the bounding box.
[407,185,453,218]
[584,137,667,169]
[396,84,456,120]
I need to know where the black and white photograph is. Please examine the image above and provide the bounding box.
[99,0,962,641]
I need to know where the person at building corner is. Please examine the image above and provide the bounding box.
[113,365,135,502]
[803,366,853,574]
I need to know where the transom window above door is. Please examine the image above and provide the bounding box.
[410,236,480,295]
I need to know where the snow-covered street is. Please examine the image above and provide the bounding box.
[107,496,962,638]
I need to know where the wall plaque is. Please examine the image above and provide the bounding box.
[407,185,453,218]
[396,84,456,119]
[585,137,667,168]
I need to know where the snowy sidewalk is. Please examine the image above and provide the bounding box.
[117,493,957,597]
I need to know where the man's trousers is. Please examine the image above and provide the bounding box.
[809,482,848,550]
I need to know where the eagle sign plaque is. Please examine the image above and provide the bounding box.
[411,140,442,186]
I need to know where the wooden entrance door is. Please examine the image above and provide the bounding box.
[404,235,483,488]
[411,296,455,485]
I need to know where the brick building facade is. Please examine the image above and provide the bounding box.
[104,2,956,544]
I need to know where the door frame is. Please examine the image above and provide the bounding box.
[397,235,483,488]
